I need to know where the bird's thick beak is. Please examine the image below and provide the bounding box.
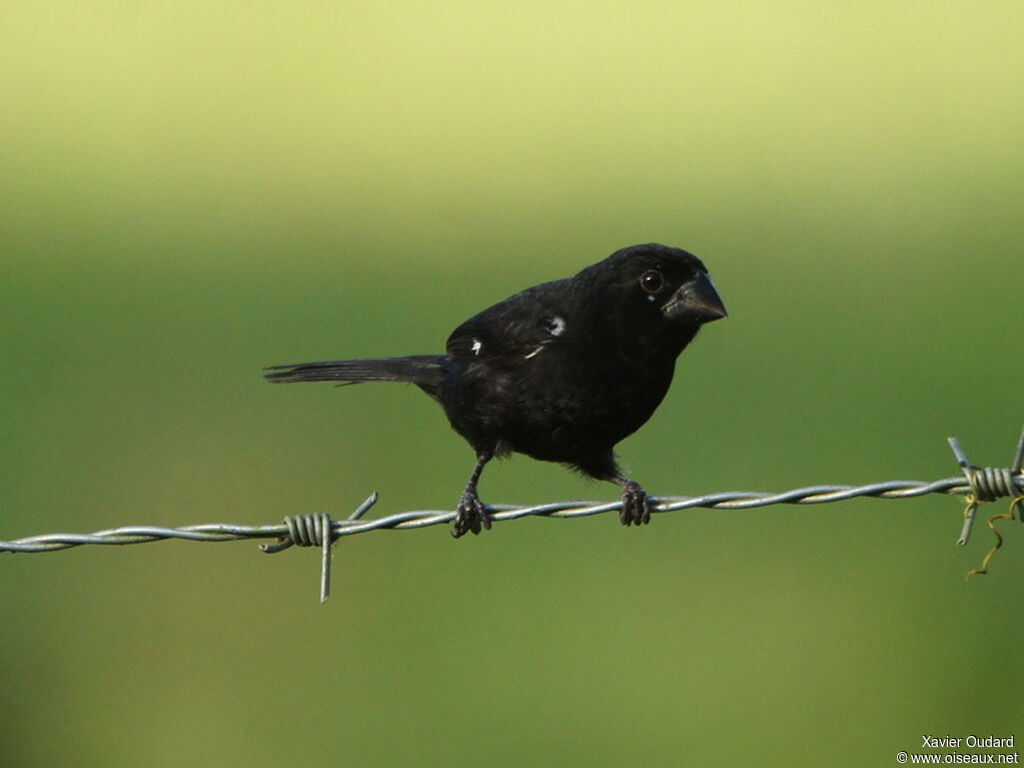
[662,272,727,323]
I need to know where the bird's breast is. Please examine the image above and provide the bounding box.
[441,350,674,460]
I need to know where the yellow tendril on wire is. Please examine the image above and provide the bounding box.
[965,496,1022,580]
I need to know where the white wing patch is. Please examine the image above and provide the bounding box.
[546,316,567,336]
[523,316,567,360]
[471,338,483,356]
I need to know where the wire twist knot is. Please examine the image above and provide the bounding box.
[947,426,1024,577]
[966,466,1020,502]
[255,493,377,601]
[259,513,334,552]
[285,513,333,548]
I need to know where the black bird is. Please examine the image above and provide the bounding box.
[266,243,726,538]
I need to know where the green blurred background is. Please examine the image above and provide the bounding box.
[2,1,1022,765]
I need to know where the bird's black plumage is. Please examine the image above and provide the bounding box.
[266,243,726,537]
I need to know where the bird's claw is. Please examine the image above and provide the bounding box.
[451,489,492,538]
[619,482,651,526]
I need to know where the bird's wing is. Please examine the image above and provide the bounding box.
[445,279,574,367]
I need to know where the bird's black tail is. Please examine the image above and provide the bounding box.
[264,355,449,396]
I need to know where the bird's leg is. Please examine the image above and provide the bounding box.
[451,451,494,538]
[613,474,651,526]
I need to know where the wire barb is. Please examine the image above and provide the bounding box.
[2,432,1021,600]
[257,493,379,601]
[947,422,1024,577]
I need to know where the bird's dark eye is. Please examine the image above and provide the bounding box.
[639,269,664,294]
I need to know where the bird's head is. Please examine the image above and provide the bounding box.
[577,243,726,354]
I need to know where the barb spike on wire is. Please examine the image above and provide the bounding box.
[948,421,1024,578]
[257,492,379,601]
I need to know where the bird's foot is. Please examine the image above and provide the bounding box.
[618,480,651,526]
[451,487,492,538]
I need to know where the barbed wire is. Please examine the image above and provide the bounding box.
[3,425,1023,600]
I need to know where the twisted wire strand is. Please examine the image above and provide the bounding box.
[0,475,1004,554]
[6,428,1022,600]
